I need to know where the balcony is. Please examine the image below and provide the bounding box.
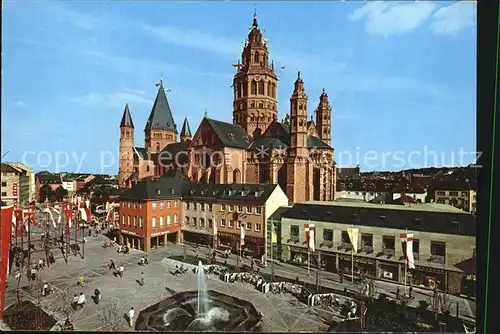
[382,249,395,258]
[320,240,334,249]
[360,245,374,254]
[429,254,445,264]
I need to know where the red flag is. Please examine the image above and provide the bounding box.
[63,208,73,235]
[1,206,15,318]
[79,207,91,224]
[23,206,37,227]
[13,209,23,237]
[304,223,315,251]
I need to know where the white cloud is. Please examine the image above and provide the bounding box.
[142,25,241,57]
[430,2,477,35]
[349,2,438,36]
[70,91,152,109]
[13,100,26,107]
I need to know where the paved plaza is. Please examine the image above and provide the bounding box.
[5,233,336,332]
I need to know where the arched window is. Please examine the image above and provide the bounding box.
[251,80,257,95]
[254,51,259,63]
[272,83,276,98]
[243,82,248,96]
[238,82,243,98]
[258,81,265,95]
[233,169,241,183]
[146,165,150,172]
[267,83,272,96]
[156,143,160,152]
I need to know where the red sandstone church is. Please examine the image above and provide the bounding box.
[118,13,336,203]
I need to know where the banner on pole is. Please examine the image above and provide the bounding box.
[400,233,416,269]
[304,223,316,252]
[347,228,359,253]
[1,205,14,318]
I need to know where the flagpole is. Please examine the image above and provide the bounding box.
[351,224,354,285]
[404,228,407,297]
[270,218,274,280]
[308,220,311,276]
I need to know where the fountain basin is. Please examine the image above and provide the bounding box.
[135,290,261,332]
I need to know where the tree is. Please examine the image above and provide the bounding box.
[97,300,125,331]
[54,186,69,202]
[52,290,76,325]
[39,185,54,203]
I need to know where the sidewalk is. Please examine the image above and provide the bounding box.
[161,243,476,321]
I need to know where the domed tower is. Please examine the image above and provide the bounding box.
[118,104,135,187]
[232,11,278,138]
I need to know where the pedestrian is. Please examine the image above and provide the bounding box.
[118,265,124,278]
[409,286,413,299]
[109,259,116,271]
[72,294,79,309]
[140,272,144,286]
[83,236,87,244]
[79,275,85,287]
[339,272,343,284]
[144,256,149,265]
[77,292,86,308]
[88,229,91,237]
[38,258,44,269]
[128,307,135,327]
[140,257,145,266]
[396,286,400,300]
[94,289,101,304]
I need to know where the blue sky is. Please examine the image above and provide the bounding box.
[2,1,476,173]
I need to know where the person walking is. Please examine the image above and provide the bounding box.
[79,275,85,287]
[118,265,124,278]
[109,259,116,271]
[396,286,400,300]
[128,307,135,327]
[339,272,343,284]
[140,272,144,286]
[409,286,413,299]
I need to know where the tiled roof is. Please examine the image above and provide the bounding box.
[37,174,62,184]
[183,183,280,203]
[249,137,288,151]
[133,147,148,160]
[1,163,21,174]
[144,83,177,133]
[281,202,475,236]
[204,117,251,149]
[157,142,189,166]
[268,206,292,222]
[433,180,477,191]
[307,135,331,149]
[120,104,134,128]
[121,176,189,200]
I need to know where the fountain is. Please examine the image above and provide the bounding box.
[134,261,261,332]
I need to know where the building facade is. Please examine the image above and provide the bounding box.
[276,201,475,295]
[7,162,35,204]
[435,185,477,214]
[117,12,336,204]
[1,163,32,208]
[181,183,288,257]
[119,175,185,252]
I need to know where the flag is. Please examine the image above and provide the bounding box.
[79,207,91,224]
[85,199,90,209]
[272,230,277,243]
[23,206,37,227]
[106,208,113,222]
[304,223,316,252]
[347,228,359,253]
[13,209,23,237]
[105,201,110,212]
[43,207,61,228]
[63,208,73,235]
[240,225,245,246]
[400,233,416,269]
[213,219,218,236]
[1,205,15,318]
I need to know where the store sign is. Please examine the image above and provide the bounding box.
[416,266,445,274]
[289,246,309,254]
[383,271,393,279]
[339,254,375,264]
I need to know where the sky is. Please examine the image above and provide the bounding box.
[2,1,477,174]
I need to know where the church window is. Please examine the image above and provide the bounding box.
[251,114,255,121]
[251,80,257,95]
[146,165,150,172]
[254,51,259,63]
[238,82,243,98]
[259,102,264,109]
[251,101,255,108]
[156,143,160,152]
[267,83,271,96]
[272,83,276,98]
[258,81,264,95]
[243,82,248,96]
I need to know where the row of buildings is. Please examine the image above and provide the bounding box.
[113,170,475,296]
[1,162,35,207]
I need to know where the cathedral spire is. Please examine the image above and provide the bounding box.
[253,7,258,28]
[180,117,192,142]
[120,103,134,128]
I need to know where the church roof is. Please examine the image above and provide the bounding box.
[144,83,177,133]
[180,117,192,137]
[250,137,289,151]
[133,147,148,160]
[120,104,134,128]
[205,117,251,149]
[307,136,332,149]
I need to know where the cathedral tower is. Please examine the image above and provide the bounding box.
[144,78,178,154]
[315,88,332,146]
[118,104,135,187]
[180,117,192,142]
[232,11,278,138]
[286,72,312,203]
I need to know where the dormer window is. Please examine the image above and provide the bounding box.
[227,133,235,140]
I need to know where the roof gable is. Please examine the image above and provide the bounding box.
[191,117,250,149]
[144,84,177,133]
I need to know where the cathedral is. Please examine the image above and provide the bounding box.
[118,13,336,203]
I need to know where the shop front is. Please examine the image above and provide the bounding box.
[289,246,316,266]
[461,273,475,298]
[166,231,179,244]
[378,261,399,282]
[122,231,144,251]
[182,230,210,247]
[320,251,336,272]
[150,232,167,249]
[243,236,265,258]
[217,232,238,252]
[338,254,376,278]
[410,266,446,291]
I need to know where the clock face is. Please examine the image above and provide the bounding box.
[255,75,261,81]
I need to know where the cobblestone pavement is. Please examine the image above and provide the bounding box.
[5,233,335,332]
